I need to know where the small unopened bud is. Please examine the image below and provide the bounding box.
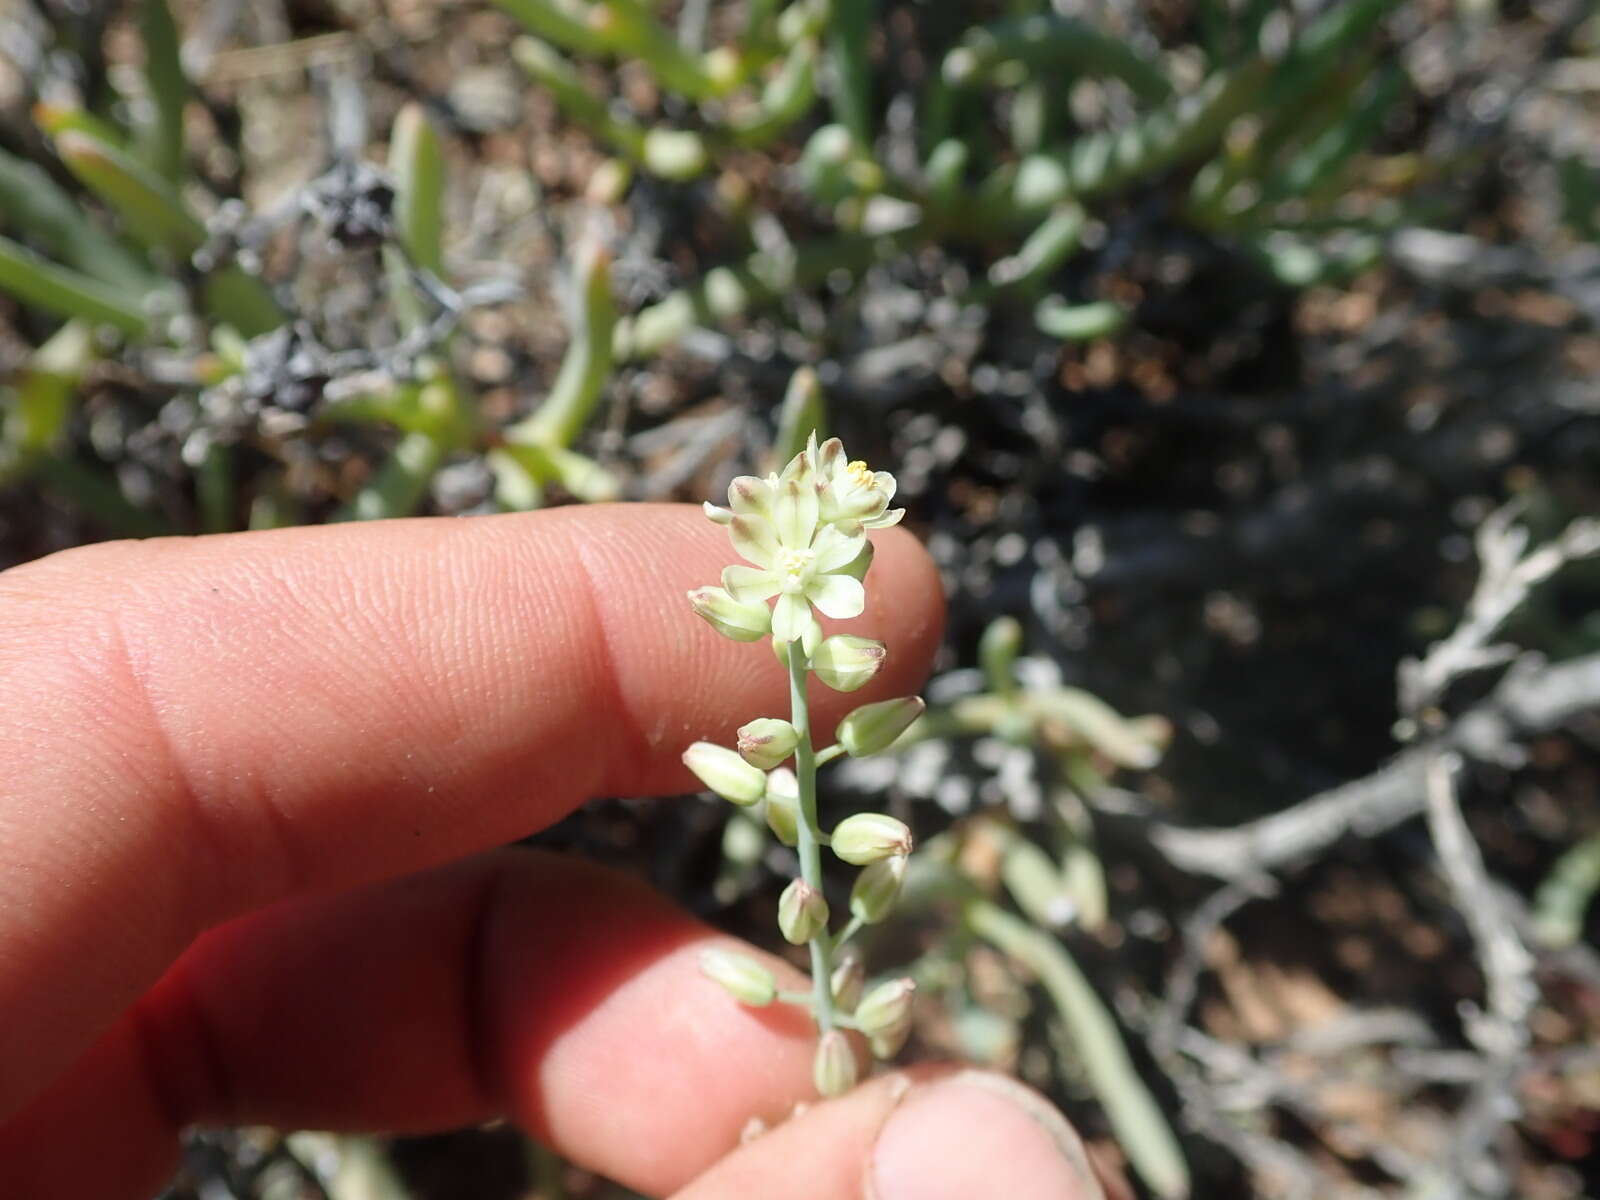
[839,540,874,582]
[838,696,925,756]
[688,586,771,642]
[764,767,799,846]
[813,1030,858,1097]
[831,812,914,865]
[850,854,907,923]
[869,1020,912,1060]
[811,635,887,693]
[737,717,799,769]
[830,952,865,1012]
[683,741,767,806]
[855,978,915,1040]
[777,878,829,944]
[699,948,777,1006]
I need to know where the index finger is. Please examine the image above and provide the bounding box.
[0,504,942,1120]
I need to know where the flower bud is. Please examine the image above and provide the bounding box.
[737,717,800,769]
[838,696,926,756]
[764,767,799,847]
[830,952,865,1012]
[777,878,829,944]
[698,948,777,1007]
[683,741,767,806]
[869,1020,912,1060]
[855,977,915,1041]
[813,1030,858,1097]
[838,539,874,582]
[849,854,907,924]
[811,635,887,693]
[831,812,914,865]
[688,586,771,642]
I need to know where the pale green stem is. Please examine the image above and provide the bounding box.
[834,914,866,949]
[814,743,846,767]
[788,646,836,1036]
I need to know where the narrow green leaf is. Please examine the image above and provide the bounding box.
[827,0,873,141]
[0,147,152,292]
[1034,297,1127,341]
[33,102,133,151]
[767,365,826,471]
[513,239,616,446]
[54,129,204,254]
[966,900,1191,1200]
[0,320,95,482]
[0,234,149,333]
[389,103,446,275]
[138,0,188,181]
[202,267,282,337]
[944,15,1172,104]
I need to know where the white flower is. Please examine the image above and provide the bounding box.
[815,436,903,532]
[720,477,867,654]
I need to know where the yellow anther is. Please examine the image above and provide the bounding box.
[777,547,813,577]
[846,460,875,489]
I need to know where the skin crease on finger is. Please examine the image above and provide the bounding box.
[0,506,943,1128]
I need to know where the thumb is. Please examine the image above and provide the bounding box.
[674,1068,1116,1200]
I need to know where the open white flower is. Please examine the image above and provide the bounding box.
[815,436,903,531]
[721,478,866,654]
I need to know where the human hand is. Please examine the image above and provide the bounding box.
[0,506,1115,1199]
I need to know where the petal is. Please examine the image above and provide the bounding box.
[871,470,897,501]
[723,564,780,603]
[728,475,775,519]
[817,437,846,477]
[728,515,779,567]
[813,524,867,572]
[801,613,823,657]
[774,479,819,548]
[771,592,812,643]
[703,501,734,525]
[863,507,905,529]
[807,572,865,620]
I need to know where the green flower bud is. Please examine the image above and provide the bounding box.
[849,854,907,924]
[838,696,926,756]
[830,951,865,1012]
[683,741,767,806]
[855,977,915,1041]
[764,767,799,847]
[811,635,887,693]
[688,586,771,642]
[777,878,829,945]
[869,1020,912,1060]
[737,717,800,769]
[831,812,914,865]
[838,540,874,583]
[698,947,777,1007]
[813,1030,858,1097]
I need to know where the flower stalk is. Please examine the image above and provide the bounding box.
[686,423,924,1095]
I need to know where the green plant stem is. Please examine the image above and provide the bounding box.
[834,913,866,948]
[814,743,845,766]
[788,646,837,1036]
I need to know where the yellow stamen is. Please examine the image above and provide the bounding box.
[846,460,875,489]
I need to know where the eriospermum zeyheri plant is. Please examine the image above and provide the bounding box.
[684,435,924,1096]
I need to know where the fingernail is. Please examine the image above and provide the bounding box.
[868,1070,1105,1200]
